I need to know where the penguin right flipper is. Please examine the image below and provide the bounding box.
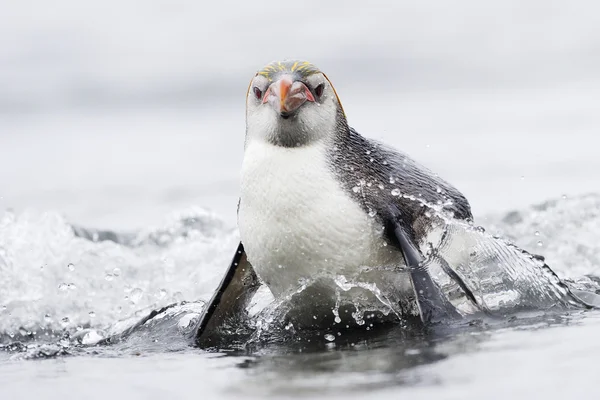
[195,242,261,348]
[385,208,462,324]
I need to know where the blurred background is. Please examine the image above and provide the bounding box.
[1,0,598,230]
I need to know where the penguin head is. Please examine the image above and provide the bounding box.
[245,60,346,147]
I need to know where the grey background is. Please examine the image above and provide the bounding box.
[1,0,598,229]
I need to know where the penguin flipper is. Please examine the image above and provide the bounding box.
[195,242,260,348]
[387,213,462,324]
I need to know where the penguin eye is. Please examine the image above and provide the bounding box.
[253,87,263,100]
[314,83,324,98]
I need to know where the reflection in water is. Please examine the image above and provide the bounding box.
[221,311,588,395]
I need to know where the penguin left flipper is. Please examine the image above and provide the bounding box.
[195,242,261,348]
[385,209,462,324]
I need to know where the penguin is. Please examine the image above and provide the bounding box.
[195,60,480,347]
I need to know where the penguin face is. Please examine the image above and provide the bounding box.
[245,60,344,147]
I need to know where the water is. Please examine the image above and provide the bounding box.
[1,196,599,398]
[2,1,600,398]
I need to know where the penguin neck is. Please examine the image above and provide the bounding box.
[265,125,315,148]
[245,107,349,149]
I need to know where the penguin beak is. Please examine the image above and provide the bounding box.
[262,75,315,117]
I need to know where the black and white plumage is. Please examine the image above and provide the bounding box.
[196,60,473,346]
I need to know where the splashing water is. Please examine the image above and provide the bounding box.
[0,207,237,348]
[0,195,599,356]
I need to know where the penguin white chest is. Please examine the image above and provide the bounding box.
[238,140,399,297]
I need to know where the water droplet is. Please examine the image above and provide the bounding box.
[436,186,442,194]
[130,288,144,304]
[534,231,540,236]
[334,316,341,324]
[562,194,568,200]
[520,175,525,181]
[67,283,77,290]
[391,188,401,196]
[365,150,371,155]
[277,264,284,269]
[112,267,121,276]
[104,274,114,281]
[537,240,543,247]
[44,314,52,323]
[368,209,377,217]
[369,158,374,162]
[89,311,96,318]
[352,186,360,193]
[58,283,68,291]
[324,334,335,342]
[67,263,75,271]
[389,176,396,184]
[378,184,385,190]
[60,317,70,327]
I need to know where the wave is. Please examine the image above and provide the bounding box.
[0,194,599,355]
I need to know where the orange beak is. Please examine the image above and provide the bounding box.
[262,75,315,115]
[278,77,292,112]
